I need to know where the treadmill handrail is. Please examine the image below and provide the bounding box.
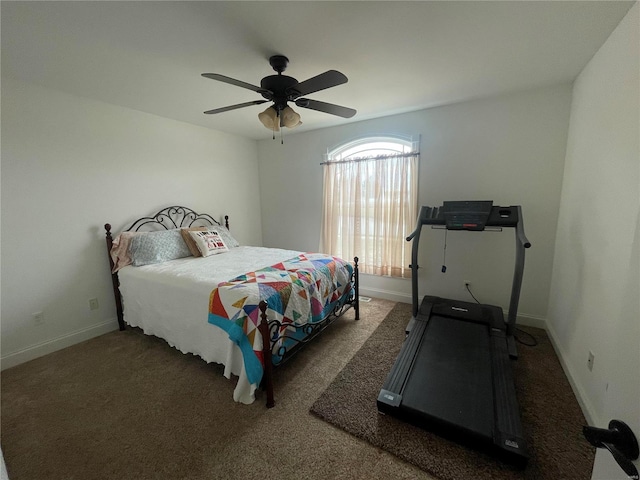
[506,205,531,344]
[407,225,422,242]
[406,227,420,242]
[515,206,531,248]
[410,216,423,316]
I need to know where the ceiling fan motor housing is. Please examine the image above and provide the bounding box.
[260,75,301,109]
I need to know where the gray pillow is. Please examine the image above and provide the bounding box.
[213,225,240,248]
[129,229,192,266]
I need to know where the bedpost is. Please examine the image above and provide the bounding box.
[105,224,126,331]
[258,301,275,408]
[224,215,229,230]
[353,257,360,320]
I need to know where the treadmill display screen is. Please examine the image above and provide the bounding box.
[442,201,493,231]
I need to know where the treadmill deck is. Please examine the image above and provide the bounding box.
[377,296,528,466]
[402,315,494,438]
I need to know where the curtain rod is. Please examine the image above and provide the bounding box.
[320,151,420,165]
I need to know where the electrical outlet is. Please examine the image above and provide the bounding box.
[33,311,44,325]
[587,351,595,371]
[464,280,471,288]
[89,298,99,311]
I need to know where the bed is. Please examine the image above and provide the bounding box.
[105,206,359,407]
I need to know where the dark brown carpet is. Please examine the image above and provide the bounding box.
[310,302,595,480]
[3,298,442,480]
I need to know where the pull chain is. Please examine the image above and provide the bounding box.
[441,229,447,273]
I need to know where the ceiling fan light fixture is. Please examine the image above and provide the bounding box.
[258,106,279,131]
[281,106,302,129]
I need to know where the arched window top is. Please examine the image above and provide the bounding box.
[325,135,418,162]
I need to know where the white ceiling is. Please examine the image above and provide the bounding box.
[2,1,634,140]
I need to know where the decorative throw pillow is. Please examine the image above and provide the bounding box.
[110,231,143,272]
[189,229,229,257]
[180,227,208,257]
[129,229,192,266]
[212,224,240,248]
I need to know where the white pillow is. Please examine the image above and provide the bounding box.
[189,229,229,257]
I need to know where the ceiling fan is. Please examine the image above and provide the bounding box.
[202,55,356,132]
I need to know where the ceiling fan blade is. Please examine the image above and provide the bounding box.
[295,98,356,118]
[288,70,348,98]
[204,100,268,115]
[201,73,263,93]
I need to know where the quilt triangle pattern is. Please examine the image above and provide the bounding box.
[208,253,354,385]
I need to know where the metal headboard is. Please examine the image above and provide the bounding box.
[122,205,226,232]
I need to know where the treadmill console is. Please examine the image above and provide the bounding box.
[417,202,521,231]
[442,200,493,231]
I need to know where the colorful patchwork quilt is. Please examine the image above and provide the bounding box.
[207,253,354,386]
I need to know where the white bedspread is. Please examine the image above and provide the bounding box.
[118,246,301,404]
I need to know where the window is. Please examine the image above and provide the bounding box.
[320,136,418,278]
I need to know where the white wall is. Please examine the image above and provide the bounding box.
[0,79,262,368]
[547,3,639,427]
[258,85,572,325]
[0,78,573,370]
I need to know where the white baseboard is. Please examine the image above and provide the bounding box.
[1,318,119,371]
[358,286,412,304]
[544,322,597,426]
[514,312,546,330]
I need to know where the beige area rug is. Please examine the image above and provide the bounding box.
[310,302,595,480]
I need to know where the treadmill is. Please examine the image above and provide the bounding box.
[377,201,531,466]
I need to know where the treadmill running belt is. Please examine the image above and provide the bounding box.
[402,316,494,438]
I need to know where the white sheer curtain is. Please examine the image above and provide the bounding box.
[320,153,418,278]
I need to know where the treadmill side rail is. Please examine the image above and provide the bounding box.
[377,316,429,413]
[491,329,529,465]
[377,389,402,408]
